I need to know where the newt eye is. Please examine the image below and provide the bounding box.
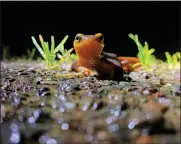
[75,33,83,42]
[98,35,104,42]
[95,33,104,42]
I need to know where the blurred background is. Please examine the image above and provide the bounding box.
[1,1,180,60]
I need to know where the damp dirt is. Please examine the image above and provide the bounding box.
[1,60,180,144]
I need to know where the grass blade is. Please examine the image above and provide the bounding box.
[173,53,178,64]
[54,35,68,54]
[45,42,50,61]
[135,35,144,51]
[137,52,144,65]
[129,33,143,51]
[60,45,65,54]
[165,52,173,64]
[45,42,49,52]
[147,48,155,55]
[176,52,180,59]
[39,34,46,51]
[39,35,50,59]
[51,35,55,53]
[29,48,36,60]
[31,36,45,59]
[144,42,149,51]
[58,48,74,63]
[57,53,62,59]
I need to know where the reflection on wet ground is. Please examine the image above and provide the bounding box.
[1,61,180,144]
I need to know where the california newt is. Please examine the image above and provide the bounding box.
[71,33,142,80]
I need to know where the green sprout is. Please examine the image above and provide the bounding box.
[56,41,78,63]
[57,48,78,63]
[2,45,11,60]
[31,34,71,69]
[165,51,180,69]
[22,48,36,61]
[128,33,157,71]
[27,48,36,60]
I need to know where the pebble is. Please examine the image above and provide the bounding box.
[64,102,76,110]
[140,100,168,113]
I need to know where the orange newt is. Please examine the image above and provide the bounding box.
[71,33,142,80]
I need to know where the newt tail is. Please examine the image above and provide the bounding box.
[118,56,142,72]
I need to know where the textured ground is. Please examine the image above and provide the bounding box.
[1,60,180,144]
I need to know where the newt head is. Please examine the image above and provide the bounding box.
[73,33,104,59]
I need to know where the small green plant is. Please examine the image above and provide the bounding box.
[57,48,78,63]
[2,45,10,60]
[31,34,74,69]
[165,51,180,69]
[27,48,36,60]
[22,48,36,61]
[128,33,157,70]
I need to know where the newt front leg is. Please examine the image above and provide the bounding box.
[71,60,98,77]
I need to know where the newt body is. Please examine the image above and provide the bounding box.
[71,33,141,80]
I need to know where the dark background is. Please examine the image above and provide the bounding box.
[1,1,180,60]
